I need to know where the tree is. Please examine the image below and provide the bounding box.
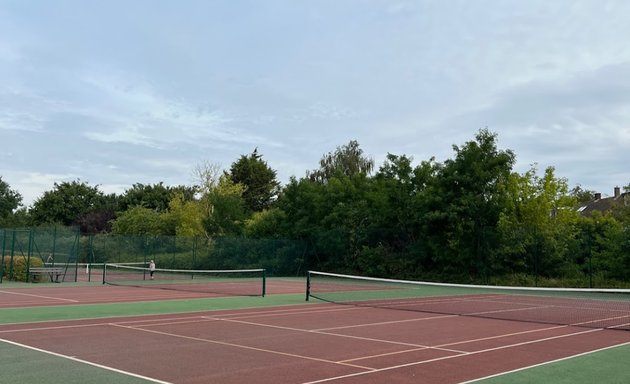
[370,154,440,276]
[0,176,23,226]
[192,161,249,236]
[228,149,280,212]
[570,185,596,204]
[29,180,109,229]
[423,129,516,280]
[111,193,205,237]
[118,182,195,212]
[244,208,287,238]
[192,161,222,195]
[202,175,247,236]
[111,206,164,235]
[162,193,205,237]
[497,165,579,279]
[75,193,119,233]
[307,140,374,183]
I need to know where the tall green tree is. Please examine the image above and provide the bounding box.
[111,206,165,235]
[118,182,195,212]
[370,154,439,276]
[203,175,247,236]
[498,165,579,279]
[244,208,288,238]
[0,176,23,225]
[307,140,374,183]
[75,193,119,233]
[228,149,280,212]
[570,185,596,204]
[162,193,205,237]
[424,129,515,280]
[29,180,110,230]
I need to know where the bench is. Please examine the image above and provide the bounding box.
[29,267,65,283]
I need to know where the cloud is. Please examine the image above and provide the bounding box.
[2,171,80,207]
[3,0,630,205]
[0,84,72,132]
[431,61,630,190]
[0,110,46,132]
[76,69,285,150]
[470,62,630,143]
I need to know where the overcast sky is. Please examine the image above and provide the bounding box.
[1,0,629,207]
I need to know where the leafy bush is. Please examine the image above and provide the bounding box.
[2,256,44,282]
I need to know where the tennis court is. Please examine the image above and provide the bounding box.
[2,270,630,383]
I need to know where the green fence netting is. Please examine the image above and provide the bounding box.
[1,228,308,283]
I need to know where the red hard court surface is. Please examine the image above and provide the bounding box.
[2,303,630,384]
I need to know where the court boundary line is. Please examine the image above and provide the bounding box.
[2,302,627,384]
[0,304,350,331]
[339,324,570,364]
[205,310,615,367]
[0,337,172,384]
[203,315,466,353]
[110,323,375,371]
[458,341,630,384]
[299,328,604,384]
[0,301,331,327]
[0,290,79,303]
[122,307,596,366]
[107,302,620,358]
[315,314,457,331]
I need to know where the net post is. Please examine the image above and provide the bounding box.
[102,263,107,285]
[305,271,311,301]
[262,269,266,297]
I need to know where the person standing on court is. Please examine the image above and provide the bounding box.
[149,260,156,280]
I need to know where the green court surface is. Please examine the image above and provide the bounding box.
[1,280,629,383]
[475,343,630,384]
[1,341,153,384]
[0,293,308,324]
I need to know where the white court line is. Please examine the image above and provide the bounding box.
[0,337,172,384]
[3,303,626,383]
[0,322,106,334]
[122,317,219,328]
[0,290,79,302]
[217,305,366,320]
[458,341,630,384]
[203,316,464,353]
[0,302,344,328]
[337,345,442,364]
[436,324,569,349]
[299,328,604,384]
[339,324,570,364]
[316,314,458,331]
[110,323,374,371]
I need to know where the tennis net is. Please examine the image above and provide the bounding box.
[103,264,266,297]
[306,271,630,331]
[22,262,146,283]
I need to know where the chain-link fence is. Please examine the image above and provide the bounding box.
[1,227,307,283]
[1,227,80,282]
[2,225,627,288]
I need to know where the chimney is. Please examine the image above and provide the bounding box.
[594,192,601,200]
[614,186,621,198]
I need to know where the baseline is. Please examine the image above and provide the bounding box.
[0,337,171,384]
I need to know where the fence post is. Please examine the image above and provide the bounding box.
[305,271,311,301]
[9,229,16,280]
[50,226,56,266]
[0,230,5,283]
[26,229,34,282]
